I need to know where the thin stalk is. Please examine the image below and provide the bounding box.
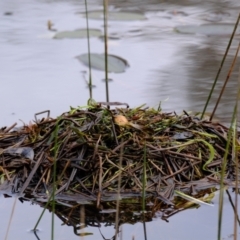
[217,102,238,240]
[84,0,93,99]
[114,140,123,239]
[51,118,61,240]
[33,119,64,232]
[201,13,240,119]
[210,41,240,121]
[80,205,85,240]
[34,201,50,230]
[103,0,109,102]
[142,145,147,211]
[4,197,17,240]
[33,165,66,230]
[234,66,240,239]
[217,42,240,239]
[225,189,240,225]
[142,144,147,240]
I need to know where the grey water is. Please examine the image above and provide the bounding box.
[0,190,239,240]
[0,0,240,239]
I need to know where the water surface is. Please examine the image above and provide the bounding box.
[0,0,240,239]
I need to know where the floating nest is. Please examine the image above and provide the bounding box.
[0,102,239,229]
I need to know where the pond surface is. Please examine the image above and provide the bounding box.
[0,0,240,239]
[0,190,239,240]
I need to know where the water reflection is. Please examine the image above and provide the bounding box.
[149,35,240,123]
[0,188,239,240]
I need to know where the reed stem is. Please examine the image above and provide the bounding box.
[103,0,109,102]
[84,0,93,99]
[202,13,240,119]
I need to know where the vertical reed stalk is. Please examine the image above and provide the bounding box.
[233,114,238,240]
[217,103,238,240]
[210,41,240,121]
[84,0,93,99]
[202,13,240,119]
[51,118,61,240]
[80,205,85,240]
[142,144,148,240]
[4,197,17,240]
[142,145,147,212]
[33,120,61,236]
[233,66,240,240]
[103,0,109,102]
[114,140,123,239]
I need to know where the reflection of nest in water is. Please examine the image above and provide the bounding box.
[0,102,239,230]
[21,186,215,237]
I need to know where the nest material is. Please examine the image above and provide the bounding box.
[0,103,238,204]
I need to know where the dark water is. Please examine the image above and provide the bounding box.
[0,0,240,239]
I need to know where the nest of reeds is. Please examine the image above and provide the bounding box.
[0,102,238,208]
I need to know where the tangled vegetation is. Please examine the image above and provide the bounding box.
[0,102,238,228]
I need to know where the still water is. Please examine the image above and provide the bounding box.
[1,0,240,127]
[0,191,239,240]
[0,0,240,239]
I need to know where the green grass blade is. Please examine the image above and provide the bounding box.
[175,190,214,207]
[217,103,237,240]
[200,139,216,171]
